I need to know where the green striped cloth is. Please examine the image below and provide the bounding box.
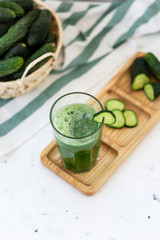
[0,0,160,156]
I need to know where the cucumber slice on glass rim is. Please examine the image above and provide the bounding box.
[93,110,116,125]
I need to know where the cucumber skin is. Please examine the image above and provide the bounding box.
[7,0,34,12]
[144,82,160,100]
[0,9,40,56]
[13,43,56,78]
[145,52,160,80]
[24,43,56,74]
[0,7,16,23]
[9,9,40,32]
[150,82,160,99]
[4,43,30,60]
[0,20,16,37]
[27,10,52,47]
[45,32,57,44]
[131,57,150,83]
[0,26,28,56]
[0,57,24,77]
[0,1,24,17]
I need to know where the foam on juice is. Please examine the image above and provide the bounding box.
[53,103,99,138]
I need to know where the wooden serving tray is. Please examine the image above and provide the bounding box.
[40,52,160,196]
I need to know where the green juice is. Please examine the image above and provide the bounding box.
[53,103,102,173]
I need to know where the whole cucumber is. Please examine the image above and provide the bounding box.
[0,1,24,17]
[4,43,30,60]
[9,9,40,32]
[45,32,57,44]
[27,9,52,46]
[0,26,28,56]
[0,57,24,77]
[7,0,34,12]
[0,20,16,37]
[13,43,56,78]
[0,9,40,56]
[0,7,16,23]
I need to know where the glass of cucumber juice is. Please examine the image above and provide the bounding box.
[50,92,104,173]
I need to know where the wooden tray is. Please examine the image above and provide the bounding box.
[40,52,160,196]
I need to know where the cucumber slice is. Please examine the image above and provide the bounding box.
[144,82,160,101]
[124,110,138,128]
[93,110,116,125]
[131,57,150,90]
[108,109,125,129]
[105,99,125,111]
[145,52,160,80]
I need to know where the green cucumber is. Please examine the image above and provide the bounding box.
[0,20,16,37]
[0,1,24,17]
[131,57,150,90]
[9,8,40,32]
[93,110,116,125]
[13,43,56,78]
[145,52,160,80]
[4,43,30,60]
[27,9,52,46]
[105,99,125,111]
[124,110,138,128]
[45,32,57,44]
[144,82,160,101]
[7,0,34,12]
[0,7,16,23]
[108,109,125,129]
[0,57,24,77]
[0,9,40,56]
[0,26,28,56]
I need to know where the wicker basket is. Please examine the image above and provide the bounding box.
[0,0,62,99]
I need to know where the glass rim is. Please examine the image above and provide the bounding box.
[49,92,104,140]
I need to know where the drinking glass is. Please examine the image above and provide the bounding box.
[50,92,104,173]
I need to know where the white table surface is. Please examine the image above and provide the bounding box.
[0,35,160,240]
